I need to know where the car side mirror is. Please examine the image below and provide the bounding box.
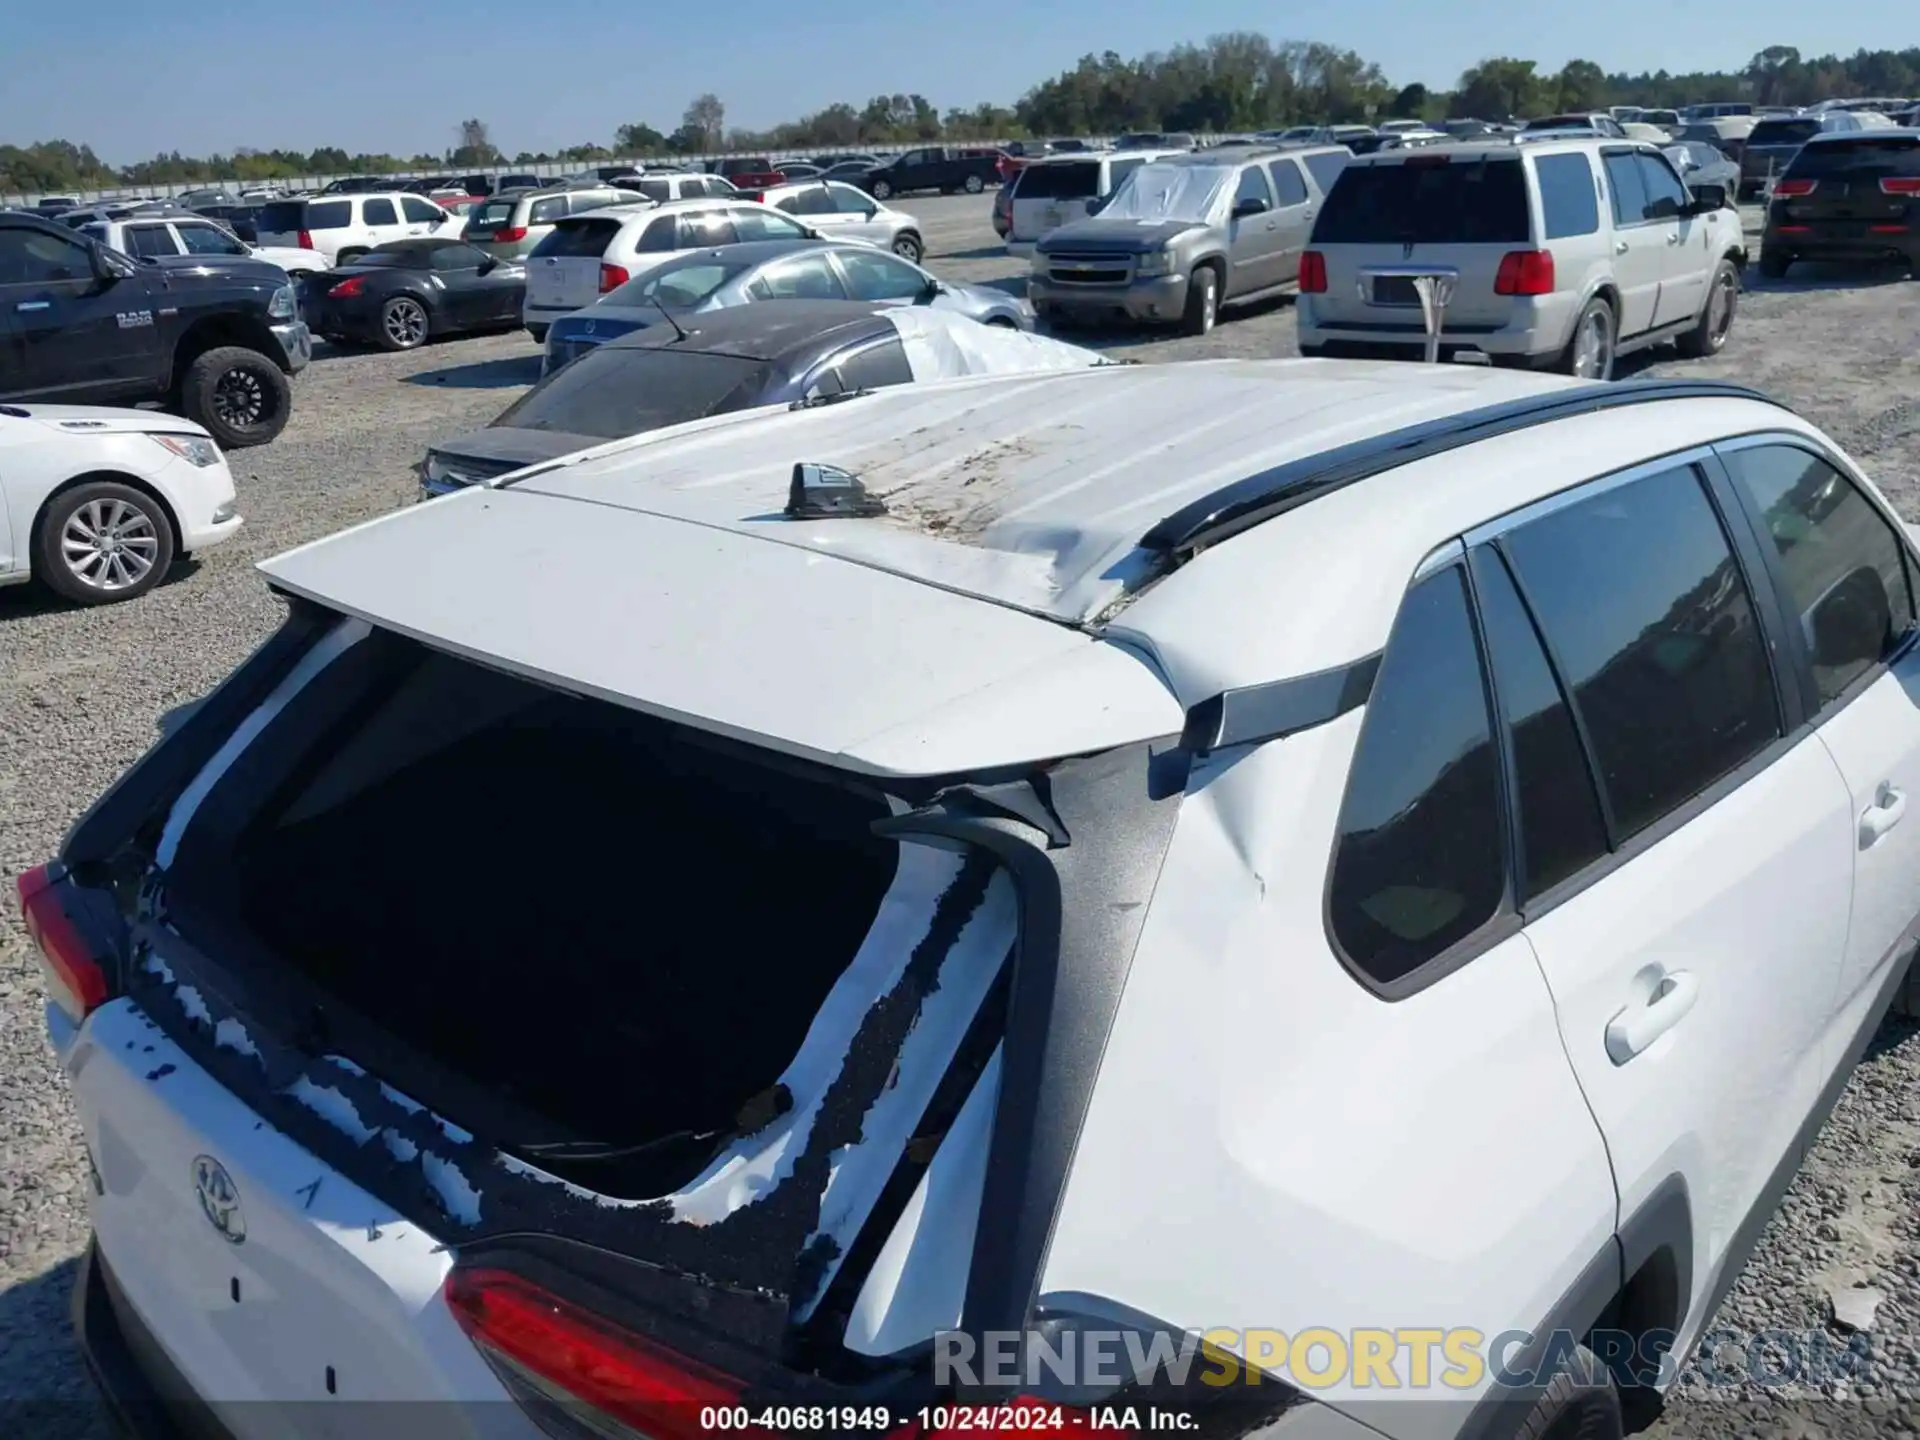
[1689,182,1729,212]
[1809,566,1893,671]
[476,256,496,274]
[1233,196,1271,218]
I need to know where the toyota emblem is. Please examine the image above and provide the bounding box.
[192,1154,246,1245]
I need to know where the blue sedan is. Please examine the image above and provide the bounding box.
[543,238,1032,373]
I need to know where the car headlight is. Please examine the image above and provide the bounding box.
[150,433,222,467]
[268,284,297,319]
[1135,252,1174,277]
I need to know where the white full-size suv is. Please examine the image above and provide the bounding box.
[32,361,1920,1440]
[1298,138,1747,377]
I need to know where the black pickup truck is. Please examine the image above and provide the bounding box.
[859,146,1007,199]
[0,210,309,446]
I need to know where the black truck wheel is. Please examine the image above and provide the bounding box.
[179,345,292,448]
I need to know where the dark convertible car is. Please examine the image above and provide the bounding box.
[416,299,1104,497]
[302,237,526,351]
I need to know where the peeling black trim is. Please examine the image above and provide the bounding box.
[1180,652,1380,755]
[1141,380,1785,562]
[879,741,1186,1349]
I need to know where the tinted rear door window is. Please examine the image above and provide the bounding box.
[124,225,180,258]
[1313,157,1530,244]
[1503,464,1781,841]
[1721,444,1918,706]
[1534,152,1600,238]
[529,196,569,224]
[1472,546,1608,900]
[1328,565,1506,986]
[362,199,398,226]
[1267,159,1309,207]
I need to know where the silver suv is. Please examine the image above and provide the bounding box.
[1028,146,1352,335]
[1297,137,1748,379]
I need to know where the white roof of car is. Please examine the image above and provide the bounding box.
[267,361,1576,632]
[257,361,1811,774]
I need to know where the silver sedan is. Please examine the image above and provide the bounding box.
[755,181,926,263]
[541,238,1033,373]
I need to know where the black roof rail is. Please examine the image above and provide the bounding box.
[1139,378,1784,561]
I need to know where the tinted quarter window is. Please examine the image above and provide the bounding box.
[1328,566,1505,986]
[829,184,875,215]
[1636,155,1688,219]
[1504,464,1780,842]
[676,212,739,247]
[1302,151,1348,196]
[1267,159,1310,206]
[1534,152,1600,239]
[830,337,914,392]
[1472,546,1608,900]
[1722,444,1917,705]
[1601,153,1649,224]
[638,216,678,252]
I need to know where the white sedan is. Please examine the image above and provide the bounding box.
[0,404,243,604]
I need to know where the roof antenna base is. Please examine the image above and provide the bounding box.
[787,463,887,520]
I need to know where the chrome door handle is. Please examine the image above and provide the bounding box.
[1861,782,1908,848]
[1605,971,1699,1064]
[16,300,51,312]
[1666,232,1684,245]
[1614,241,1629,255]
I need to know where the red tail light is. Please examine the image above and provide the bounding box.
[328,276,366,298]
[1494,250,1556,296]
[739,190,764,203]
[600,263,629,293]
[1879,177,1920,196]
[445,1268,763,1440]
[297,229,313,249]
[1298,250,1327,293]
[1871,224,1909,233]
[1773,178,1817,198]
[18,865,109,1023]
[1774,225,1810,234]
[495,225,528,242]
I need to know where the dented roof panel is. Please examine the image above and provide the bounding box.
[499,358,1587,622]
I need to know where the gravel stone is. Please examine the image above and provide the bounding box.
[3,197,1919,1439]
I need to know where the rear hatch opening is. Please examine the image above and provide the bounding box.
[137,620,1023,1335]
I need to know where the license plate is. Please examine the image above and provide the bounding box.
[1043,208,1063,227]
[1372,276,1420,306]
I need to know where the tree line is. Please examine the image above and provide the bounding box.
[7,39,1917,195]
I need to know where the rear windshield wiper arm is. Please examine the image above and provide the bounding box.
[518,1083,794,1165]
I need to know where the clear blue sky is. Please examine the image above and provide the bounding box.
[1,0,1905,163]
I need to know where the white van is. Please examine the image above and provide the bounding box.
[1000,150,1180,256]
[253,192,463,265]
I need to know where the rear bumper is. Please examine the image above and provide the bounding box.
[1765,228,1919,264]
[1297,294,1573,360]
[73,1238,233,1440]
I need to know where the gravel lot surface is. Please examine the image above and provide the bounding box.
[2,193,1918,1437]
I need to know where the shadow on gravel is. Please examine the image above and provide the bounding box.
[1863,1008,1918,1064]
[403,355,544,389]
[0,1256,112,1437]
[0,559,204,627]
[938,244,1015,261]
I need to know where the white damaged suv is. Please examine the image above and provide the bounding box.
[31,360,1920,1440]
